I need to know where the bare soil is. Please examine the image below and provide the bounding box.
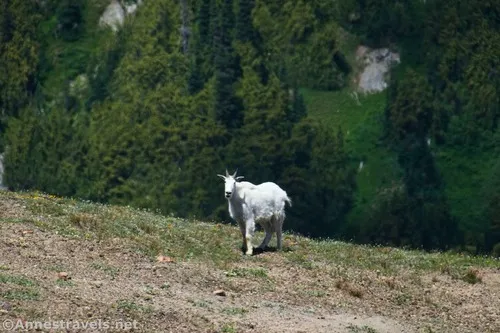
[1,197,499,333]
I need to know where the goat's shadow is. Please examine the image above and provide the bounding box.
[241,246,293,256]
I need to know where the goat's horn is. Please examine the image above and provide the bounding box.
[225,169,229,177]
[233,169,238,177]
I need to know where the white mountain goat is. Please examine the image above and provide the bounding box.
[217,169,292,255]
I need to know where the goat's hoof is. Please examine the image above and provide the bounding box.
[245,249,253,256]
[253,247,265,255]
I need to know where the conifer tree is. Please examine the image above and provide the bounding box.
[213,0,243,129]
[0,0,40,120]
[236,0,255,43]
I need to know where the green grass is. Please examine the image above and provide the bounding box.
[55,279,75,287]
[0,273,37,287]
[281,232,499,287]
[1,289,41,301]
[224,267,269,279]
[347,324,378,333]
[116,300,153,314]
[0,272,40,301]
[2,190,499,280]
[220,323,238,333]
[301,88,401,223]
[222,307,248,316]
[90,261,120,278]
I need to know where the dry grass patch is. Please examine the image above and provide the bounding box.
[335,279,364,298]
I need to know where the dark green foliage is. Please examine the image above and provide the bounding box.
[4,104,89,196]
[3,107,41,190]
[198,0,212,43]
[236,0,255,43]
[56,0,85,42]
[493,243,500,258]
[480,158,500,253]
[421,0,500,144]
[187,53,205,95]
[0,0,41,124]
[213,0,243,129]
[86,31,125,109]
[253,0,350,90]
[289,88,307,123]
[339,0,426,48]
[187,0,216,93]
[285,124,356,237]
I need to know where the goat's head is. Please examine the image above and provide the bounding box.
[217,169,244,199]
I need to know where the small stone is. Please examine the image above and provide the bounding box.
[213,289,226,296]
[156,255,175,263]
[57,272,70,280]
[92,281,103,288]
[1,301,12,311]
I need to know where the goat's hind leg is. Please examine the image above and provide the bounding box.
[276,214,285,251]
[258,220,273,250]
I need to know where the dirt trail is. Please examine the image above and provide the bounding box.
[1,196,499,332]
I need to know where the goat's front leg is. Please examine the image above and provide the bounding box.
[245,218,255,256]
[238,221,247,253]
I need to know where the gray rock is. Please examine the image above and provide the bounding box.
[356,46,400,94]
[99,0,143,32]
[99,0,125,32]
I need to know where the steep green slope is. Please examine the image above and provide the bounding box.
[302,89,400,207]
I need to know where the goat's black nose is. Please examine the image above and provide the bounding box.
[225,192,231,196]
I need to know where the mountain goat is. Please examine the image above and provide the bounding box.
[217,169,291,255]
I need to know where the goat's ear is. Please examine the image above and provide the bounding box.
[235,176,245,181]
[217,174,226,180]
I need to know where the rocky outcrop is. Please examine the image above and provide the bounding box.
[355,46,400,94]
[124,0,142,15]
[99,0,143,32]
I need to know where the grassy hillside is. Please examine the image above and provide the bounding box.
[1,190,499,332]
